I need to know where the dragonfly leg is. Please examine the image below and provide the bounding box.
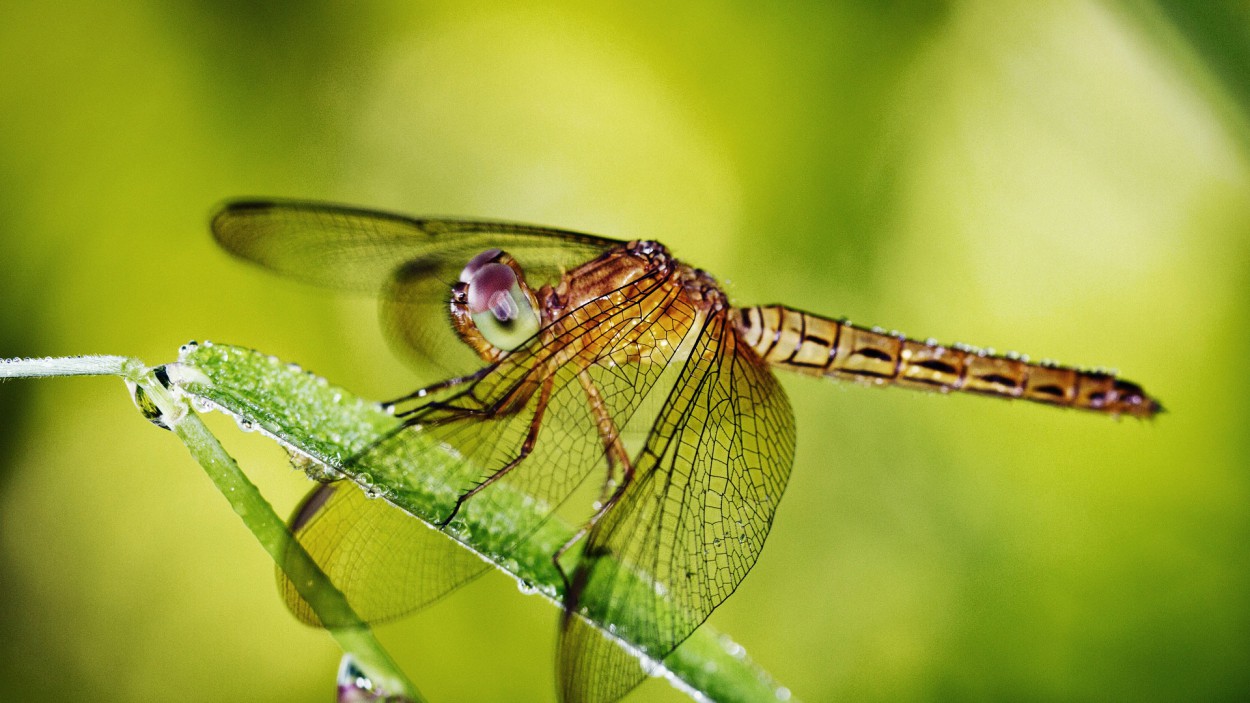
[382,368,488,413]
[554,459,635,619]
[575,372,632,499]
[353,395,488,467]
[397,400,487,427]
[435,373,556,528]
[553,526,590,602]
[554,373,637,608]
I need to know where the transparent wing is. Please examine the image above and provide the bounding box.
[278,481,490,628]
[359,259,703,540]
[283,260,703,627]
[558,310,797,703]
[211,199,620,373]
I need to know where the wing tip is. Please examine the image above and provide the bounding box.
[208,197,285,244]
[208,196,281,219]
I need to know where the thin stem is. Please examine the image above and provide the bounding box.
[3,351,798,702]
[172,342,801,703]
[0,354,139,378]
[140,371,422,702]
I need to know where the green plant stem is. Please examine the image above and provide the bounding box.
[3,350,800,702]
[2,355,420,701]
[0,354,139,378]
[171,343,798,703]
[139,370,422,702]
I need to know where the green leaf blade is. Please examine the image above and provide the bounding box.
[168,341,798,703]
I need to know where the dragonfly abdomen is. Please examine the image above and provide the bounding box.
[733,305,1162,419]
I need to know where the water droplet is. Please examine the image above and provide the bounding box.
[775,686,792,701]
[355,473,379,498]
[128,382,170,430]
[445,521,471,540]
[289,451,341,482]
[336,655,378,702]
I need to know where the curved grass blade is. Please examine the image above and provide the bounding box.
[1,352,422,701]
[166,341,798,703]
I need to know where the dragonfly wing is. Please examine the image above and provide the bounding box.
[211,199,619,373]
[357,260,703,543]
[379,260,478,374]
[275,259,701,629]
[290,259,704,629]
[557,310,797,703]
[278,481,490,627]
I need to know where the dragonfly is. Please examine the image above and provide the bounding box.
[211,199,1162,703]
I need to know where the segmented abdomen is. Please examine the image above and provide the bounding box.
[733,305,1162,419]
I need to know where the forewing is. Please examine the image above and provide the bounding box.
[274,261,700,630]
[211,199,619,372]
[380,261,476,374]
[558,310,797,703]
[278,481,490,627]
[358,261,702,543]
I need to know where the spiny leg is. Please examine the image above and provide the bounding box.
[577,371,633,500]
[381,368,489,412]
[435,374,556,528]
[553,371,636,602]
[554,467,635,623]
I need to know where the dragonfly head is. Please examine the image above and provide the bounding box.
[451,249,542,357]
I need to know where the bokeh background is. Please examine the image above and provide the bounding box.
[2,2,1248,701]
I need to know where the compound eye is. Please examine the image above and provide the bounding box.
[464,261,539,350]
[460,248,503,283]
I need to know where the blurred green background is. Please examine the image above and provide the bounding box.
[2,1,1248,701]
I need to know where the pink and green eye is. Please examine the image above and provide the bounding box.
[460,253,540,350]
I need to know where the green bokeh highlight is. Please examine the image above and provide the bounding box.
[1,2,1247,701]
